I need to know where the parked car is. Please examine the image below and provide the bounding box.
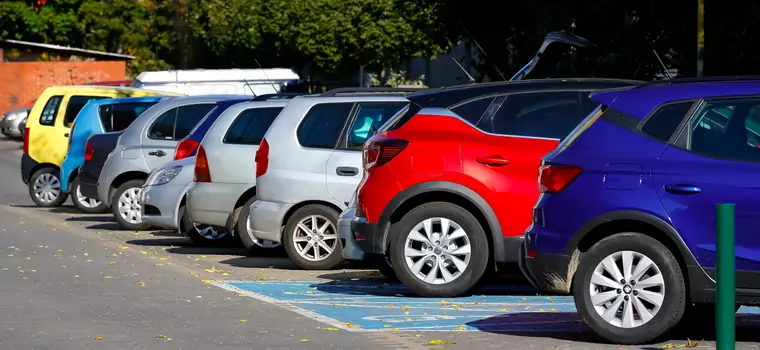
[246,88,421,269]
[143,94,297,244]
[18,116,27,140]
[132,69,301,96]
[77,95,244,230]
[1,105,31,139]
[519,76,760,344]
[85,80,134,87]
[60,97,169,213]
[185,95,300,247]
[20,85,174,208]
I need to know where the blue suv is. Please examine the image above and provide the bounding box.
[520,77,760,344]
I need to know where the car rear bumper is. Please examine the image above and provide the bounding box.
[248,199,292,243]
[141,183,186,231]
[338,206,364,261]
[519,238,573,293]
[21,153,37,185]
[186,182,244,228]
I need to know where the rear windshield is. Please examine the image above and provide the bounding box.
[98,102,158,132]
[557,104,605,148]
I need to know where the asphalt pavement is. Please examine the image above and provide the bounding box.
[0,138,758,349]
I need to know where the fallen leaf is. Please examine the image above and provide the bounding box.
[137,281,145,287]
[428,340,443,345]
[402,305,409,310]
[140,251,148,255]
[57,250,63,253]
[86,260,93,263]
[153,264,164,267]
[92,335,103,340]
[299,339,308,343]
[455,326,466,331]
[104,276,114,279]
[221,272,229,276]
[325,327,339,331]
[160,257,169,261]
[201,280,212,285]
[195,296,202,299]
[550,308,556,312]
[119,246,129,250]
[235,293,246,296]
[502,308,510,312]
[155,335,168,339]
[239,320,247,323]
[185,300,191,303]
[7,246,14,249]
[684,338,703,348]
[83,253,88,256]
[107,261,116,265]
[440,300,452,305]
[31,269,36,272]
[7,254,13,257]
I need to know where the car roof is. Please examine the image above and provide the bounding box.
[44,85,182,96]
[591,77,760,119]
[86,96,168,107]
[407,78,642,108]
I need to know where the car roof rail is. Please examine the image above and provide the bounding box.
[251,93,307,101]
[320,87,428,97]
[637,75,760,89]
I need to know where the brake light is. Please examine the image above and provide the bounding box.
[255,138,269,178]
[538,164,582,193]
[22,127,29,153]
[363,138,408,169]
[174,138,199,160]
[194,145,211,182]
[84,141,94,161]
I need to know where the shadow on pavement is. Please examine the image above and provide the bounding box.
[86,222,125,231]
[64,215,114,223]
[308,279,541,297]
[216,255,306,270]
[48,206,87,214]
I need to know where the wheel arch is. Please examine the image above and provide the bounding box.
[378,181,506,263]
[110,171,148,190]
[281,200,343,235]
[29,163,60,182]
[234,186,257,209]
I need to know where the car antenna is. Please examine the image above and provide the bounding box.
[254,58,280,95]
[459,21,507,81]
[451,57,475,83]
[652,50,674,79]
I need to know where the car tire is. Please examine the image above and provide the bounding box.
[28,168,69,207]
[236,197,280,254]
[368,254,397,281]
[389,202,489,297]
[573,232,686,345]
[282,204,344,270]
[111,179,150,231]
[71,178,108,214]
[179,205,235,246]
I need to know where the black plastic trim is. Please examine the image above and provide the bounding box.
[20,153,37,185]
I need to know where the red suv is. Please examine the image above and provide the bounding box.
[351,79,640,297]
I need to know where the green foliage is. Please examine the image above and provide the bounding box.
[369,70,427,88]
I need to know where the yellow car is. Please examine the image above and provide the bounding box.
[21,85,181,207]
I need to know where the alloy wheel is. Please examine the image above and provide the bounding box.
[32,173,61,203]
[403,217,471,284]
[292,215,338,261]
[76,185,101,208]
[117,187,142,224]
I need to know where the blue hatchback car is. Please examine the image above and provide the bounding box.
[61,96,167,213]
[521,77,760,344]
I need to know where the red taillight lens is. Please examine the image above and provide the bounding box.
[194,145,211,182]
[538,164,582,193]
[84,141,94,161]
[255,138,269,178]
[22,127,30,153]
[363,138,408,169]
[174,138,199,161]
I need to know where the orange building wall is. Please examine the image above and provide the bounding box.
[0,61,127,113]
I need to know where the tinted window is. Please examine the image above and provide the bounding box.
[641,102,693,142]
[297,103,354,149]
[689,99,760,162]
[491,91,581,139]
[223,107,284,145]
[451,96,495,126]
[346,102,407,149]
[39,96,64,126]
[174,104,216,140]
[99,102,157,132]
[64,96,107,127]
[148,108,178,140]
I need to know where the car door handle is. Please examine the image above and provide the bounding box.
[336,166,359,176]
[476,156,510,166]
[148,150,166,157]
[64,133,69,137]
[665,184,702,195]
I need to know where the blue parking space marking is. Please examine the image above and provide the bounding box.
[214,280,585,332]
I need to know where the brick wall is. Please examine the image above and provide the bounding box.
[0,61,127,113]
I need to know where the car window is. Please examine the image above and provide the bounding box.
[99,102,158,132]
[641,102,693,142]
[64,96,107,128]
[346,102,407,150]
[173,104,216,140]
[297,103,354,149]
[223,107,284,145]
[39,96,64,126]
[491,91,582,139]
[148,107,179,140]
[689,99,760,162]
[451,96,495,127]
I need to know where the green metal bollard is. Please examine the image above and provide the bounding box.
[716,203,735,350]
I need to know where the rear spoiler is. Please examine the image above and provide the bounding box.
[510,31,593,81]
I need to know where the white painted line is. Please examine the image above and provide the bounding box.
[211,281,360,332]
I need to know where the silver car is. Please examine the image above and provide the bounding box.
[248,88,413,270]
[1,106,31,138]
[185,99,293,250]
[95,95,245,230]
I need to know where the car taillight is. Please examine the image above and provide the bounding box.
[255,138,269,178]
[174,138,199,161]
[22,127,29,153]
[363,138,408,169]
[194,145,211,182]
[538,164,582,193]
[84,141,94,161]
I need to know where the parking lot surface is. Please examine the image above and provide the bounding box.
[1,138,760,349]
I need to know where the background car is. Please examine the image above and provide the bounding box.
[521,77,760,344]
[1,105,32,139]
[60,96,169,213]
[186,95,300,249]
[248,88,420,269]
